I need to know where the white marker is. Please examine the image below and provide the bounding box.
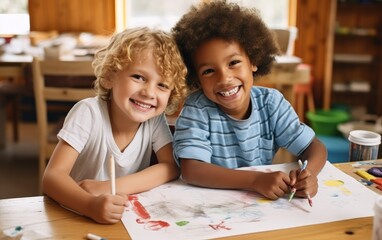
[87,233,107,240]
[110,154,116,195]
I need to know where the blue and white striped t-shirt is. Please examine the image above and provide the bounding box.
[173,87,315,168]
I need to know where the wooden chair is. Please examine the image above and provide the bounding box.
[0,65,32,144]
[32,57,96,192]
[292,64,316,123]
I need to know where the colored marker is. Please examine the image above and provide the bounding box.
[87,233,107,240]
[288,188,296,201]
[110,154,116,195]
[289,160,313,207]
[307,193,313,207]
[359,178,374,186]
[301,160,313,207]
[289,160,306,201]
[356,169,376,181]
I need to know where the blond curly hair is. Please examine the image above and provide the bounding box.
[92,27,188,115]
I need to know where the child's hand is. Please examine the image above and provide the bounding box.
[252,171,290,200]
[88,194,127,224]
[78,179,111,196]
[289,169,318,198]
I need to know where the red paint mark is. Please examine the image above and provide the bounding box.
[136,218,146,224]
[145,220,170,231]
[128,195,138,201]
[209,221,231,231]
[128,195,170,231]
[128,195,150,220]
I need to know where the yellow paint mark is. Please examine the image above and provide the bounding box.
[257,198,273,204]
[339,187,352,195]
[324,179,352,195]
[324,180,344,187]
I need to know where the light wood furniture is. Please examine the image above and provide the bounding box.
[334,160,382,195]
[0,55,33,148]
[28,0,115,35]
[1,160,380,240]
[0,65,32,146]
[32,57,96,192]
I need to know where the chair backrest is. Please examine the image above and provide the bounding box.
[32,57,96,192]
[0,66,24,84]
[0,65,32,143]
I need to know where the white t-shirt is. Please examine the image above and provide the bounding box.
[57,97,173,182]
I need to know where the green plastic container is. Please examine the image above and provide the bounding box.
[306,109,350,136]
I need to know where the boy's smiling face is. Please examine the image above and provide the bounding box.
[193,38,257,120]
[108,49,172,125]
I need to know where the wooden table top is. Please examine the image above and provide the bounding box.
[1,160,381,240]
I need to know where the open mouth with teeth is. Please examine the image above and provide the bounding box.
[219,86,240,97]
[131,99,153,109]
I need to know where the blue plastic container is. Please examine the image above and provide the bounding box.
[317,135,349,163]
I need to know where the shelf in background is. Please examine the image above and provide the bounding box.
[333,54,373,63]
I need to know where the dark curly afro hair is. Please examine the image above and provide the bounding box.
[172,0,280,90]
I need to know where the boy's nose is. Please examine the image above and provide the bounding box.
[141,84,156,98]
[219,68,233,83]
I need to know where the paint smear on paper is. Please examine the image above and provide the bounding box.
[324,179,352,195]
[128,195,170,231]
[176,221,189,227]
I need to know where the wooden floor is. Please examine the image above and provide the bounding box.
[0,122,40,199]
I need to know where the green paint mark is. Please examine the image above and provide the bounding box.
[176,221,189,226]
[15,226,23,231]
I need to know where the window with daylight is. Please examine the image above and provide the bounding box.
[0,0,29,35]
[122,0,290,31]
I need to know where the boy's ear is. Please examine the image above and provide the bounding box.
[102,78,113,89]
[252,65,258,72]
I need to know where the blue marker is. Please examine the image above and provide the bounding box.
[359,178,373,186]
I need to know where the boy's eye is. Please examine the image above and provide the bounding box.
[229,60,241,66]
[201,68,214,76]
[132,74,144,81]
[158,82,170,90]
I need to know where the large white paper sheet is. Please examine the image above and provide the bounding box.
[122,161,379,240]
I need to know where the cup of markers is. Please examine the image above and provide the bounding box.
[348,130,381,161]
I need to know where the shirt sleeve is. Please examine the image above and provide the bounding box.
[267,89,315,156]
[151,113,173,153]
[173,96,213,165]
[57,99,94,153]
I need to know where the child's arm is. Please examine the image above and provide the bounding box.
[80,143,179,196]
[289,137,327,198]
[180,159,291,200]
[118,142,180,194]
[42,140,126,224]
